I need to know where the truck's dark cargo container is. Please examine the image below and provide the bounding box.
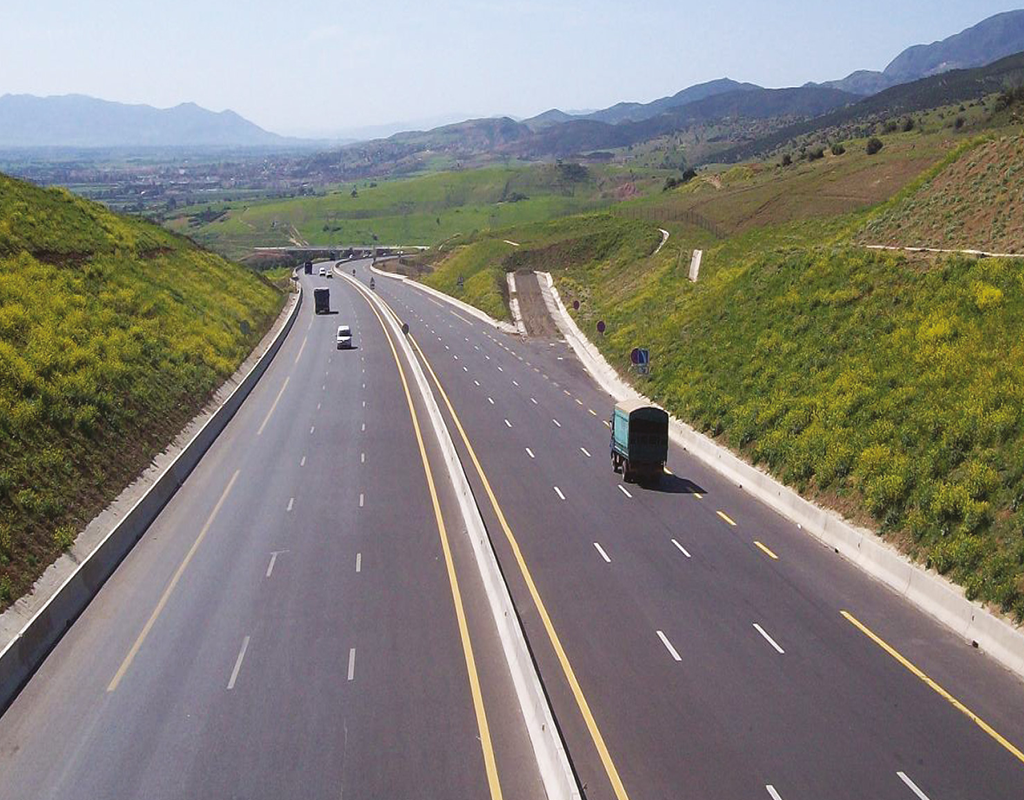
[610,400,669,482]
[313,287,330,314]
[304,260,313,274]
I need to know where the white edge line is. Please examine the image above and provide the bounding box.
[593,542,611,563]
[347,647,356,681]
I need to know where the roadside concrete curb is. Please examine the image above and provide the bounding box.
[537,271,1024,683]
[369,263,520,335]
[0,287,303,712]
[865,244,1024,259]
[341,267,581,799]
[506,272,528,337]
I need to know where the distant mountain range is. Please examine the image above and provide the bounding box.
[1,9,1022,157]
[0,94,302,148]
[813,9,1024,95]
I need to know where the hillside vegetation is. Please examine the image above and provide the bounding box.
[0,174,283,609]
[167,163,668,260]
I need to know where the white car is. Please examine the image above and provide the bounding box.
[326,270,333,279]
[318,267,326,277]
[336,325,353,349]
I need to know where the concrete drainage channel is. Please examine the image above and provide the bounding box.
[339,265,582,800]
[536,270,1024,682]
[0,287,303,712]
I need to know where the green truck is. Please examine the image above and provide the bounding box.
[313,287,330,314]
[610,400,669,483]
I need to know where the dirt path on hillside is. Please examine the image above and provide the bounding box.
[515,271,560,338]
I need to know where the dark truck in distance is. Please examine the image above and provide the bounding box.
[304,260,313,274]
[313,287,330,314]
[610,400,669,482]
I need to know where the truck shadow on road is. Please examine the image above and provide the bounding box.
[640,475,706,495]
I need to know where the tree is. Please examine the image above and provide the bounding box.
[901,117,915,132]
[866,137,884,156]
[831,143,846,156]
[781,154,792,167]
[682,167,698,182]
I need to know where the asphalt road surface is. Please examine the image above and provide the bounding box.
[363,260,1024,800]
[0,263,543,800]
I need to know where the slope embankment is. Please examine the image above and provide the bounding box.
[0,174,284,609]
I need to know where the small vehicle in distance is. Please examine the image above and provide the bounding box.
[319,267,326,277]
[304,260,313,274]
[370,277,375,290]
[336,325,353,349]
[610,400,669,483]
[326,270,333,279]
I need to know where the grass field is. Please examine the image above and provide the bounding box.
[165,163,674,260]
[0,174,283,610]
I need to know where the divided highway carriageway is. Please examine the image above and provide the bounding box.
[1,258,1023,799]
[359,260,1024,800]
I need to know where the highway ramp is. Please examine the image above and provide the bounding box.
[0,263,543,800]
[364,260,1024,800]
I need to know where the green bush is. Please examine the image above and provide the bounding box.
[866,137,884,155]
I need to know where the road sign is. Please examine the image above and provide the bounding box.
[631,347,650,375]
[597,320,606,334]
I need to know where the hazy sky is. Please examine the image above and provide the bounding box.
[2,1,1021,136]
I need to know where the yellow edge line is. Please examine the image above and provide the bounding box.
[407,328,632,800]
[841,610,1024,766]
[358,284,503,800]
[716,510,736,526]
[108,469,240,692]
[754,541,779,560]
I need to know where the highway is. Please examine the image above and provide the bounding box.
[0,264,543,800]
[362,262,1024,800]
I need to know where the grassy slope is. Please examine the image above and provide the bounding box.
[861,132,1024,253]
[0,174,283,608]
[417,123,1024,618]
[166,163,670,260]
